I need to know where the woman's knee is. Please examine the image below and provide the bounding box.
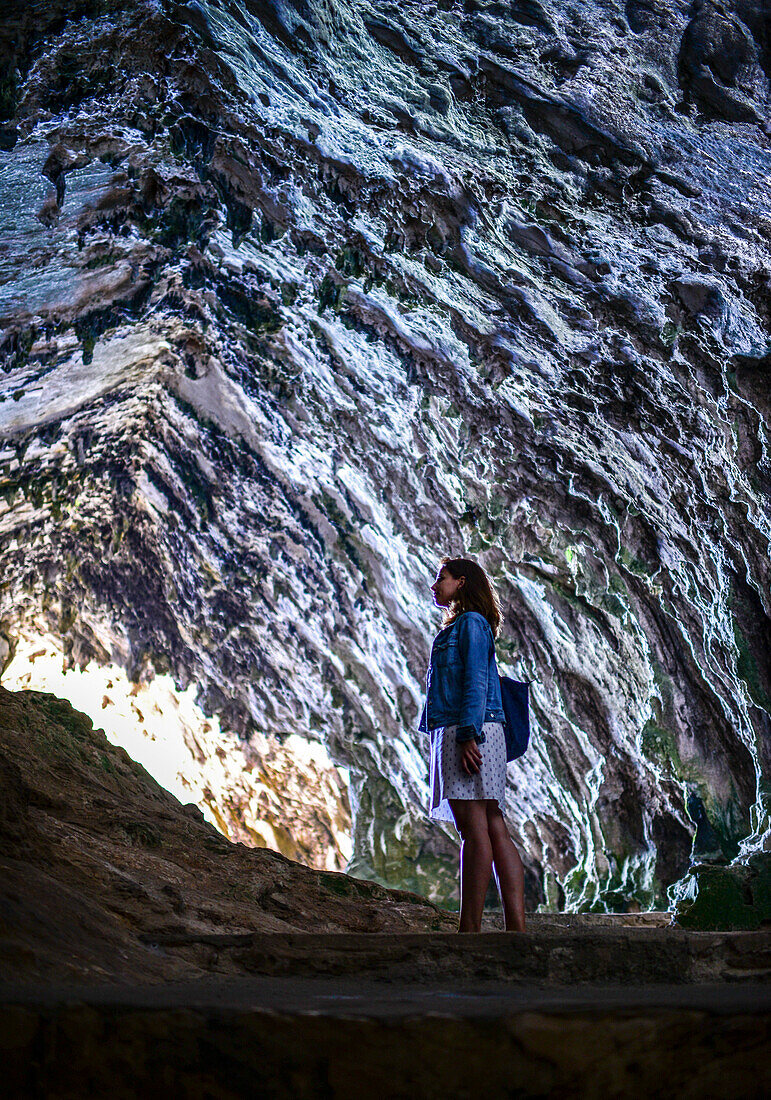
[449,799,489,840]
[485,798,504,820]
[486,803,510,841]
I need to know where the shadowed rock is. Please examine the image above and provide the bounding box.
[0,0,769,917]
[0,685,455,983]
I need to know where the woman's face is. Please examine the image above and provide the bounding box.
[430,565,464,608]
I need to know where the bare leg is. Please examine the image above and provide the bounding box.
[486,800,526,932]
[448,798,493,933]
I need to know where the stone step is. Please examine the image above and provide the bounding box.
[484,910,675,929]
[135,927,771,985]
[2,977,769,1099]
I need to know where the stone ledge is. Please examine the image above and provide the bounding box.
[2,980,769,1100]
[3,976,770,1017]
[132,928,771,985]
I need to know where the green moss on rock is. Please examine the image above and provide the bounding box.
[673,853,771,930]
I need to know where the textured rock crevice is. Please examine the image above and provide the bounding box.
[0,0,769,911]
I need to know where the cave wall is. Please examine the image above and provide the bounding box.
[0,0,769,909]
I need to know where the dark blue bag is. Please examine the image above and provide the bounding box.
[500,675,531,762]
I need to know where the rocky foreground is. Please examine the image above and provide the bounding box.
[1,684,769,1095]
[0,685,454,985]
[2,967,768,1099]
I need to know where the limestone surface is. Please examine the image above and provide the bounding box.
[0,0,769,911]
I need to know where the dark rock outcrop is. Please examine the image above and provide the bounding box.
[0,0,769,912]
[0,685,454,982]
[673,851,771,930]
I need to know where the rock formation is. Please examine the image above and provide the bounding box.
[1,0,769,914]
[0,684,454,982]
[2,632,354,874]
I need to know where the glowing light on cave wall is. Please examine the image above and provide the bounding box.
[2,633,352,871]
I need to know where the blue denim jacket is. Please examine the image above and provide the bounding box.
[418,611,505,743]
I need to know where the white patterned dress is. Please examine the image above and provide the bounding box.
[428,720,507,822]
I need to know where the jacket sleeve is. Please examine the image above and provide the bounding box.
[454,614,490,743]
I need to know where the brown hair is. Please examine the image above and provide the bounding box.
[439,557,501,637]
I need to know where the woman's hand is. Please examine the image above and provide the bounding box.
[460,739,482,775]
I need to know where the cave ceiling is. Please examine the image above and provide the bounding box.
[0,0,769,909]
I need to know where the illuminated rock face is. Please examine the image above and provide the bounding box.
[0,0,769,911]
[2,634,353,873]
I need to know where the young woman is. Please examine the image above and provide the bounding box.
[418,557,527,933]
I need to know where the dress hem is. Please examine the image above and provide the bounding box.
[428,720,507,821]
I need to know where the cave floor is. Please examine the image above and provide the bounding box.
[2,973,769,1017]
[128,918,771,985]
[2,921,769,1099]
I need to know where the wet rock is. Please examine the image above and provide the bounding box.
[0,0,768,920]
[678,1,770,124]
[673,852,771,931]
